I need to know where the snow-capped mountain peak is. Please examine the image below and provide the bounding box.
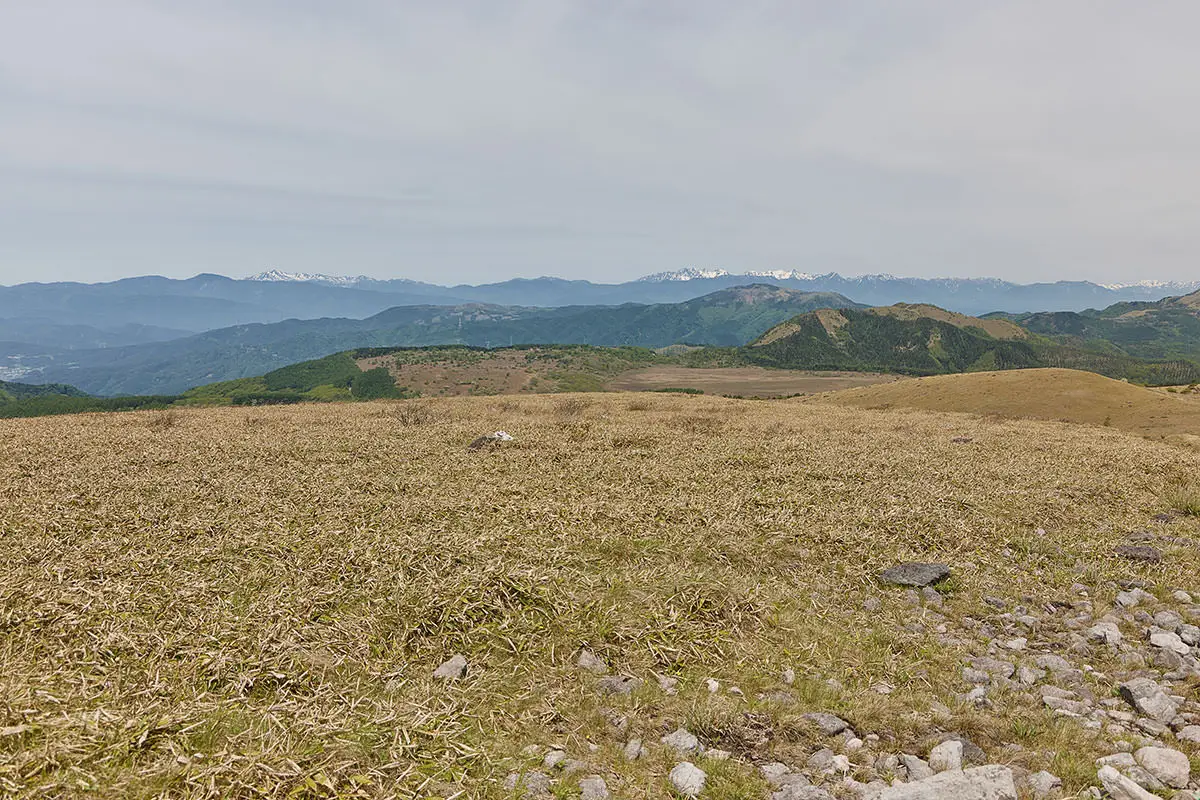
[248,269,368,287]
[637,267,732,282]
[1100,279,1200,291]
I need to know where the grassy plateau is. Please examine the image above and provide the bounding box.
[1,392,1198,798]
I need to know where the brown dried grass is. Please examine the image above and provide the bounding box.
[0,394,1197,797]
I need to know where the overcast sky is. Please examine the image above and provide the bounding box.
[2,2,1199,286]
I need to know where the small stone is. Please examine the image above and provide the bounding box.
[705,678,720,693]
[1120,678,1179,723]
[577,649,608,674]
[773,787,834,800]
[1177,624,1200,646]
[669,762,706,797]
[928,740,962,772]
[596,675,641,695]
[1177,725,1200,743]
[1150,631,1191,655]
[1172,590,1193,604]
[782,667,796,684]
[760,762,793,787]
[899,754,934,781]
[804,712,851,736]
[879,562,951,587]
[622,738,647,761]
[922,587,944,607]
[705,748,731,761]
[1026,770,1062,799]
[972,657,1016,679]
[1088,621,1123,645]
[433,654,468,680]
[845,737,864,751]
[863,597,882,612]
[1017,666,1046,686]
[1097,765,1157,800]
[661,727,700,753]
[1003,637,1027,650]
[807,748,836,772]
[1135,746,1190,788]
[655,672,679,694]
[543,749,567,769]
[1115,545,1162,563]
[503,770,552,797]
[579,775,610,800]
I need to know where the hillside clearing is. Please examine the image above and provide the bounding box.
[0,395,1198,797]
[815,367,1200,443]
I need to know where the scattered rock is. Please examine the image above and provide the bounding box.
[622,738,647,761]
[1118,589,1155,608]
[503,770,552,797]
[1025,770,1062,799]
[1172,590,1194,604]
[661,728,700,754]
[760,762,795,787]
[467,430,514,450]
[433,654,468,680]
[577,649,608,674]
[879,562,951,587]
[705,678,720,693]
[579,775,610,800]
[1097,764,1159,800]
[878,764,1017,800]
[928,740,963,772]
[1177,725,1200,743]
[655,673,680,694]
[1149,630,1191,655]
[669,762,706,797]
[1088,621,1123,645]
[972,657,1016,679]
[899,754,934,782]
[705,748,731,761]
[773,786,834,800]
[804,712,851,736]
[1120,678,1179,723]
[1115,545,1162,563]
[782,667,796,684]
[543,749,567,769]
[1134,746,1190,788]
[596,675,641,695]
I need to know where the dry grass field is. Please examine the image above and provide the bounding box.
[817,368,1200,444]
[606,367,903,397]
[1,392,1199,798]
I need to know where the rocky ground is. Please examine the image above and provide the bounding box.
[479,532,1200,799]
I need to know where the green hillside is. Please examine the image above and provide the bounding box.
[745,308,1200,385]
[0,379,177,419]
[998,289,1200,361]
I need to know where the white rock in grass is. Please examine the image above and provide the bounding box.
[579,775,610,800]
[433,654,468,680]
[1134,746,1191,789]
[669,762,706,797]
[661,727,700,754]
[928,740,963,772]
[577,649,608,674]
[1025,770,1062,799]
[899,754,934,781]
[878,765,1017,799]
[622,738,647,761]
[1097,765,1159,800]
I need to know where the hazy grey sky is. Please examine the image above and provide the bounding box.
[2,2,1199,285]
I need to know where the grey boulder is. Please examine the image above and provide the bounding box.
[879,562,951,587]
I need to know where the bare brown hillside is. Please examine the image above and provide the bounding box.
[815,367,1200,442]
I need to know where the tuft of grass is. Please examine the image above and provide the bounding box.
[1164,481,1200,516]
[145,409,180,430]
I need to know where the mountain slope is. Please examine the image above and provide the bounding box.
[745,306,1200,384]
[1004,289,1200,361]
[29,286,860,395]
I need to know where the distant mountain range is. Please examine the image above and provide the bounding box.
[23,285,860,396]
[2,270,1197,362]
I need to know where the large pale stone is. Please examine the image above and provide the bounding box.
[878,765,1017,800]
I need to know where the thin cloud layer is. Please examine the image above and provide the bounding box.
[1,1,1197,284]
